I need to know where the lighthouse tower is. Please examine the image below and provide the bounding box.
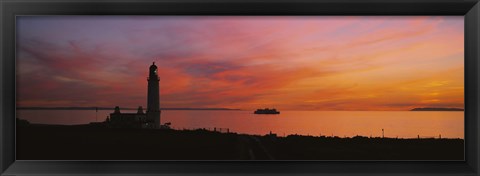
[147,62,161,128]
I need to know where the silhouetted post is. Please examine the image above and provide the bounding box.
[227,128,229,133]
[418,135,420,139]
[95,107,98,122]
[382,129,384,138]
[439,134,441,139]
[214,127,216,132]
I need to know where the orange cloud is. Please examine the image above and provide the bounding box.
[16,16,464,111]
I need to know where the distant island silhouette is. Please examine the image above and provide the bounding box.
[17,107,241,111]
[410,107,464,111]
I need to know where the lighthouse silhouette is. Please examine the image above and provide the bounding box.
[147,62,161,128]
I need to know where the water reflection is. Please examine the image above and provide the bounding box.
[16,110,464,139]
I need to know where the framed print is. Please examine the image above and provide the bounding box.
[1,0,480,175]
[14,15,465,161]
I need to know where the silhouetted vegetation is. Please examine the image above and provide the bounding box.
[16,124,464,160]
[261,134,463,160]
[16,118,30,127]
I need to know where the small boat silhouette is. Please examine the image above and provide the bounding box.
[254,108,280,114]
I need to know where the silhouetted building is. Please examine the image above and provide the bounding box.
[147,62,161,128]
[107,62,161,128]
[109,106,152,128]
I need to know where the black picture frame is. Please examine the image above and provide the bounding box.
[1,0,479,175]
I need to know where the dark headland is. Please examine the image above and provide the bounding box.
[17,121,464,160]
[410,107,464,111]
[17,107,241,111]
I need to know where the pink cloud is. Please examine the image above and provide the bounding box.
[16,16,464,110]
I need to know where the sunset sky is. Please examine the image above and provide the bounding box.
[16,16,464,111]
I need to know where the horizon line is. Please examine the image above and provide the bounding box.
[16,106,465,111]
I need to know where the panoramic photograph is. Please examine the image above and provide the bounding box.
[15,16,464,160]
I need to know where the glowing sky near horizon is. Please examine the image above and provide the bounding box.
[16,16,464,111]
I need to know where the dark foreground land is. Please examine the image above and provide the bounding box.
[17,124,464,160]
